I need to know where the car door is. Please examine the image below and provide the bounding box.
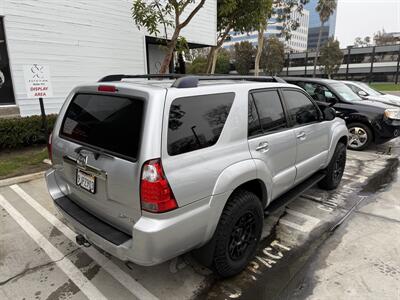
[281,89,331,184]
[247,89,297,200]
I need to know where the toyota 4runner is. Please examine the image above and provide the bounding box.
[45,75,348,277]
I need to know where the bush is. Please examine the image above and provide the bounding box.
[187,56,207,74]
[215,49,231,74]
[234,41,255,75]
[0,114,58,150]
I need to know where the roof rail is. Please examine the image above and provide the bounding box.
[98,74,183,82]
[98,74,286,87]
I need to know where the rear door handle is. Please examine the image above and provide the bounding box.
[256,142,269,152]
[297,132,306,139]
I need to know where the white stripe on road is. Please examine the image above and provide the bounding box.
[10,184,158,300]
[279,209,321,233]
[0,194,107,300]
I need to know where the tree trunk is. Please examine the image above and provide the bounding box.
[210,47,219,74]
[159,31,180,74]
[312,21,325,77]
[206,47,217,73]
[254,24,265,76]
[206,26,232,74]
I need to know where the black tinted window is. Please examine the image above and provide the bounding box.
[248,97,262,137]
[168,93,235,156]
[252,91,287,132]
[283,90,319,126]
[61,94,143,160]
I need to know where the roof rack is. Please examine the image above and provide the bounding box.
[98,74,286,88]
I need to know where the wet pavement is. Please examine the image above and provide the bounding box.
[1,140,400,300]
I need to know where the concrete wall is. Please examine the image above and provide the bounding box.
[0,0,216,116]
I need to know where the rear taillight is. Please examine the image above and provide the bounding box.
[47,133,53,163]
[140,159,177,213]
[98,85,117,92]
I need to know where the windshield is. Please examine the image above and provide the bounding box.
[357,82,384,96]
[330,83,362,102]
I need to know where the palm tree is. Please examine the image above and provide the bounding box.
[312,0,337,77]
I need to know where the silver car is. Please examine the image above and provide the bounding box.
[344,81,400,107]
[45,75,348,277]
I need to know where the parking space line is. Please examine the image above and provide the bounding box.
[279,209,321,233]
[0,193,107,300]
[10,184,159,300]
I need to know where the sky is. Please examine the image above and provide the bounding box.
[333,0,400,47]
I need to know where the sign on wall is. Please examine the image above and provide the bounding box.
[23,64,53,98]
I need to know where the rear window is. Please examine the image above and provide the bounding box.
[167,93,235,156]
[60,93,144,161]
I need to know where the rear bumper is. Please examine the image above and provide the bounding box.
[45,169,227,266]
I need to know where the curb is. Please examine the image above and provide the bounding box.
[0,171,46,187]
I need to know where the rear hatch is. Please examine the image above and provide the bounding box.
[53,89,148,234]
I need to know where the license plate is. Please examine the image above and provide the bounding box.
[76,170,96,194]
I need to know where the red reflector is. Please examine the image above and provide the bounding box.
[98,85,117,92]
[140,159,178,213]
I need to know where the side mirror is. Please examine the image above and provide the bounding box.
[323,107,336,121]
[358,90,368,98]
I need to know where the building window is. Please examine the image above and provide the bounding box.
[0,17,15,105]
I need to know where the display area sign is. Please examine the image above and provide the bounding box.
[23,64,53,98]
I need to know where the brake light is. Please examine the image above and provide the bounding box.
[98,85,117,92]
[47,133,53,163]
[140,159,177,213]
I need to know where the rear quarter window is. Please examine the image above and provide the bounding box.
[167,93,235,156]
[60,93,144,161]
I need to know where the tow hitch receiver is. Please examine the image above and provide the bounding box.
[76,234,91,247]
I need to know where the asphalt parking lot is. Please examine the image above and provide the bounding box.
[1,141,400,300]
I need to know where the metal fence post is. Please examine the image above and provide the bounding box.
[369,46,376,83]
[345,46,351,80]
[304,51,308,76]
[395,45,400,84]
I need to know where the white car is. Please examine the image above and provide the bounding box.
[343,81,400,107]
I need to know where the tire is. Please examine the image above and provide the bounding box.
[319,142,347,190]
[212,190,263,277]
[347,122,373,151]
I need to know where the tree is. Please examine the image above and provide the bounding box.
[312,0,337,77]
[374,29,400,46]
[354,36,371,47]
[260,37,285,75]
[234,41,255,75]
[254,0,309,76]
[132,0,206,74]
[319,38,343,79]
[205,0,264,74]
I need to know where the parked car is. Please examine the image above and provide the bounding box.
[343,81,400,107]
[283,77,400,151]
[45,75,348,277]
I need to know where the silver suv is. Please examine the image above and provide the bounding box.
[46,75,348,277]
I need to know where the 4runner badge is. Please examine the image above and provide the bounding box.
[76,153,88,169]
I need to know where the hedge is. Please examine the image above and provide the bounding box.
[0,114,58,150]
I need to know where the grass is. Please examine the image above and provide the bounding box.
[0,146,49,179]
[370,83,400,91]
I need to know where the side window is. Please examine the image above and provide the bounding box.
[283,90,320,126]
[348,84,362,94]
[248,96,262,137]
[252,90,287,133]
[167,93,235,156]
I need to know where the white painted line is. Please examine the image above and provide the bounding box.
[11,184,158,300]
[0,194,107,300]
[279,209,321,233]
